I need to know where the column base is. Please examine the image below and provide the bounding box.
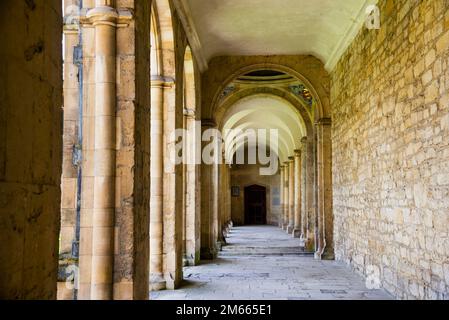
[184,252,200,266]
[200,247,217,260]
[149,274,166,291]
[282,223,289,231]
[216,241,223,252]
[292,228,301,238]
[287,225,294,234]
[314,248,335,261]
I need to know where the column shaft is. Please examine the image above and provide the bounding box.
[287,158,295,234]
[315,119,334,260]
[279,166,285,228]
[282,163,289,230]
[293,150,302,238]
[200,121,218,259]
[149,78,166,291]
[90,7,117,300]
[184,113,200,266]
[300,137,308,246]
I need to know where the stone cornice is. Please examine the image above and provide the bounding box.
[325,0,379,72]
[172,0,209,73]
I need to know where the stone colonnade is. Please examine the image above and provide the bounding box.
[278,121,333,259]
[60,0,156,299]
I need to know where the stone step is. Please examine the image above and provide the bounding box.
[219,245,314,257]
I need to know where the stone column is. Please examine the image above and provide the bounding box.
[200,120,218,260]
[217,160,227,249]
[287,157,295,234]
[315,118,334,260]
[184,109,200,266]
[0,0,62,299]
[86,3,118,300]
[149,76,170,291]
[282,162,290,230]
[300,137,308,247]
[212,156,221,252]
[279,166,285,228]
[293,150,302,238]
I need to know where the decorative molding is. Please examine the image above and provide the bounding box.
[316,118,332,126]
[151,75,175,88]
[201,119,217,128]
[289,84,314,107]
[218,85,236,103]
[82,7,133,28]
[324,0,379,72]
[183,108,196,117]
[172,0,209,73]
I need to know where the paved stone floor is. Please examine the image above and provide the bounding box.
[150,226,393,300]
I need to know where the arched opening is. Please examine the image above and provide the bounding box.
[208,65,333,259]
[220,93,307,231]
[149,0,182,291]
[182,46,200,266]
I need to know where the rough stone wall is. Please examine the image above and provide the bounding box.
[332,0,449,299]
[0,0,63,299]
[231,165,281,226]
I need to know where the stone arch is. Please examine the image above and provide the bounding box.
[215,87,314,137]
[150,0,181,291]
[210,63,326,122]
[207,62,333,260]
[181,45,201,266]
[152,0,176,79]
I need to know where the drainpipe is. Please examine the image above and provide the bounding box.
[71,0,83,301]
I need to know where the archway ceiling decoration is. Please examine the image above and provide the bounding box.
[222,94,306,164]
[183,0,378,71]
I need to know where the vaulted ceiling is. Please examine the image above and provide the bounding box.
[222,95,306,163]
[179,0,377,71]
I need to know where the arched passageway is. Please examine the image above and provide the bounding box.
[3,0,447,302]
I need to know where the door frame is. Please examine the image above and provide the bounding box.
[244,184,268,225]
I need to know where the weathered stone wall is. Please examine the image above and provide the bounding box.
[0,0,63,299]
[332,0,449,299]
[230,165,281,226]
[113,0,152,300]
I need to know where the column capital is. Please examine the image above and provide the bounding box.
[82,6,133,27]
[300,136,308,144]
[151,75,175,88]
[315,118,332,126]
[201,119,217,128]
[184,108,196,118]
[294,149,302,157]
